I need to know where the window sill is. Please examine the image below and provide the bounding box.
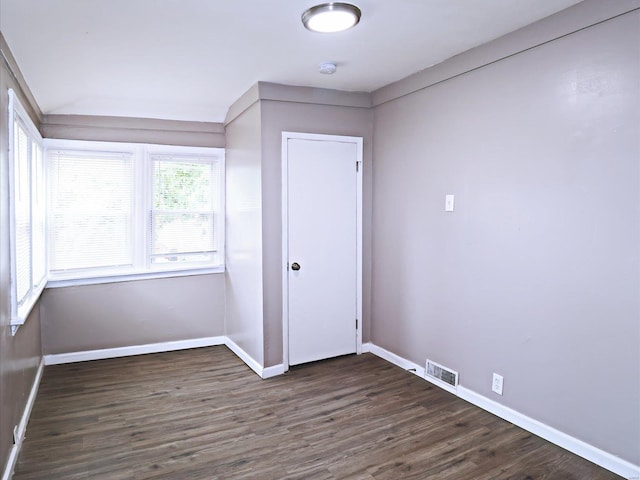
[11,281,47,336]
[46,266,225,289]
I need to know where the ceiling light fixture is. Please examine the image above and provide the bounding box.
[302,3,362,33]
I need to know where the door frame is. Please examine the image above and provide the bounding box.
[281,131,363,372]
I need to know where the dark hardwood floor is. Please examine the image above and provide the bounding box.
[13,347,622,479]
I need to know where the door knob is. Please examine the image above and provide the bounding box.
[291,262,301,271]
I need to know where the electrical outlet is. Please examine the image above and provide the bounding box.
[492,373,504,395]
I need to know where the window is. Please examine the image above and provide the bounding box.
[45,140,224,283]
[150,154,222,268]
[8,89,46,333]
[48,150,134,274]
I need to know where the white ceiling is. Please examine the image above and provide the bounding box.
[0,0,583,123]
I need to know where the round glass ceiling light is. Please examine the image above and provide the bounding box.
[302,3,362,33]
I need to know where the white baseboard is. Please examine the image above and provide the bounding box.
[361,342,371,353]
[2,358,44,480]
[221,338,284,379]
[367,343,426,377]
[262,364,286,379]
[366,342,640,480]
[457,386,640,480]
[43,336,226,365]
[224,338,264,377]
[367,343,460,395]
[42,335,285,381]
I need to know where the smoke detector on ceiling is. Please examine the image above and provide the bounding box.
[319,62,337,74]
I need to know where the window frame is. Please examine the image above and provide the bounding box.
[47,145,137,277]
[8,89,46,334]
[44,139,225,288]
[146,145,223,272]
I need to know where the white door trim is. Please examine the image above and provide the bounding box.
[281,131,363,372]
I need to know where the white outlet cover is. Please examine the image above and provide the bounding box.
[492,373,504,395]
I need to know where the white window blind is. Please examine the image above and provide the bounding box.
[150,155,221,268]
[8,89,46,332]
[32,143,46,289]
[48,150,134,274]
[14,120,32,305]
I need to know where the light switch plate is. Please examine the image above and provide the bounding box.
[445,194,455,212]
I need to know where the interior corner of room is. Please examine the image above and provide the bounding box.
[0,0,638,479]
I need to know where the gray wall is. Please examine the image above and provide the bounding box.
[260,99,373,367]
[36,107,229,357]
[41,275,225,354]
[371,5,639,465]
[224,101,265,365]
[0,33,43,473]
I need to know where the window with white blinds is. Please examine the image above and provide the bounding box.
[8,89,46,330]
[150,155,221,268]
[14,121,32,303]
[48,150,134,273]
[45,140,224,281]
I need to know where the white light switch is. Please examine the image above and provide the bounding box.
[445,194,455,212]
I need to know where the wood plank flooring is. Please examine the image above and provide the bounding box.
[13,347,622,479]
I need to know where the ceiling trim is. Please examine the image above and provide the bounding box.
[257,82,371,109]
[225,81,372,126]
[224,83,261,126]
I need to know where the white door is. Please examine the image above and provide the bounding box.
[283,133,362,367]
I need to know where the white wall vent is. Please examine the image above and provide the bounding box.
[426,359,459,388]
